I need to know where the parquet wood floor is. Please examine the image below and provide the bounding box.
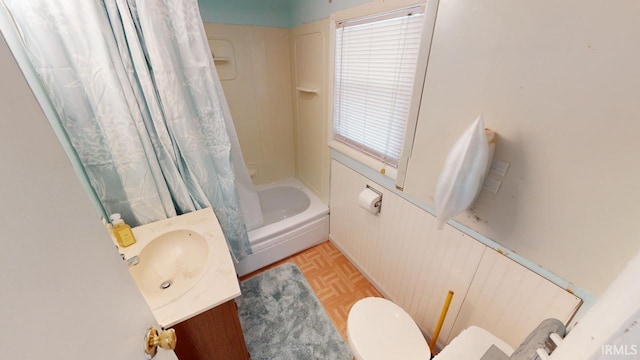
[240,240,383,340]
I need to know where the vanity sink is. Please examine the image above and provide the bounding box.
[119,208,241,327]
[129,229,210,309]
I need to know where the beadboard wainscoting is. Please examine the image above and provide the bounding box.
[329,160,582,349]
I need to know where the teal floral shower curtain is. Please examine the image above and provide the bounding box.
[2,0,252,261]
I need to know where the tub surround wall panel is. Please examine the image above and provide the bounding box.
[330,160,581,349]
[290,19,331,203]
[401,0,640,295]
[204,23,295,186]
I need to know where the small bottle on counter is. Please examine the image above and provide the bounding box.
[110,213,136,248]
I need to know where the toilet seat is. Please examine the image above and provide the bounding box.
[347,297,431,360]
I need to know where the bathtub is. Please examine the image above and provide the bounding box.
[234,178,329,276]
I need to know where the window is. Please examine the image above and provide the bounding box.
[333,6,425,167]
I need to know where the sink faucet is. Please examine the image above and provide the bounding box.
[126,255,140,267]
[116,245,139,267]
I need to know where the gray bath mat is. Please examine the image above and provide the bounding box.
[237,263,353,360]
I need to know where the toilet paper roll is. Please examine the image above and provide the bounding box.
[358,188,382,214]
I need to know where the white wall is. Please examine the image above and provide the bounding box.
[402,0,640,295]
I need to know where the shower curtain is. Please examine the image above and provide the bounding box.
[1,0,261,261]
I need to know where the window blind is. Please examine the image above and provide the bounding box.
[333,7,425,167]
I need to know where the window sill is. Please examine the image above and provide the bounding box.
[328,140,398,180]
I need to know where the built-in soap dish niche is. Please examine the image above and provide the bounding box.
[208,39,236,80]
[296,85,319,95]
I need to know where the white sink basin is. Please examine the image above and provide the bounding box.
[120,208,241,327]
[129,229,210,309]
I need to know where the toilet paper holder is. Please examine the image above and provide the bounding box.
[366,185,383,213]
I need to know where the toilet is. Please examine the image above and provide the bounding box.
[347,297,432,360]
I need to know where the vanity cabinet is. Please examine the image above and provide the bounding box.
[173,299,249,360]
